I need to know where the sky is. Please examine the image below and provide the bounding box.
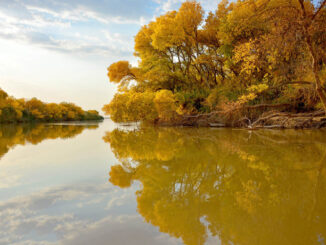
[0,0,220,112]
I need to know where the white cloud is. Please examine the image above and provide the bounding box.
[154,0,182,12]
[0,171,21,189]
[0,0,220,58]
[154,0,220,14]
[0,0,151,58]
[105,192,133,210]
[26,4,148,25]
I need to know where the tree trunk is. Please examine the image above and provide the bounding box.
[306,37,326,114]
[314,70,326,114]
[299,0,326,114]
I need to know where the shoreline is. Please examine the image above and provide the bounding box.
[155,111,326,129]
[0,118,104,126]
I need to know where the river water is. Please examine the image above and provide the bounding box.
[0,119,325,245]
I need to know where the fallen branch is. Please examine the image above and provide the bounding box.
[243,103,291,109]
[250,110,325,129]
[251,112,285,128]
[182,103,291,119]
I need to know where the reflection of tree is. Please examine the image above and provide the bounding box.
[0,124,98,159]
[104,127,326,245]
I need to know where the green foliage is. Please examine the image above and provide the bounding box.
[175,89,210,114]
[206,88,220,109]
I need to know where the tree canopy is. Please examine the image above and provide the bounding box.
[103,0,326,125]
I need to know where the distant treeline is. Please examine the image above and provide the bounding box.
[0,88,103,123]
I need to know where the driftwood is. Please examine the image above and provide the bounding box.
[209,123,226,127]
[248,110,326,129]
[159,100,326,129]
[244,103,291,109]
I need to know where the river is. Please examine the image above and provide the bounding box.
[0,119,325,245]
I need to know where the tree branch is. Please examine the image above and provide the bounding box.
[285,81,314,85]
[312,0,326,20]
[272,80,314,90]
[298,0,307,17]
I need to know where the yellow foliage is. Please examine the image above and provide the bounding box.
[154,90,176,121]
[238,84,269,104]
[104,0,326,122]
[103,90,158,122]
[0,88,102,123]
[107,61,132,83]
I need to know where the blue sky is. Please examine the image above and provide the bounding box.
[0,0,219,112]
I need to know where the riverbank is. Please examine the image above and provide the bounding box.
[156,110,326,129]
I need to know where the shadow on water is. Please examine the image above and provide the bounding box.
[0,123,99,159]
[104,127,326,245]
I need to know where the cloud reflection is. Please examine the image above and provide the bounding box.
[0,182,181,245]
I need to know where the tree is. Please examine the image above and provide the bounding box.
[103,0,326,124]
[221,0,326,110]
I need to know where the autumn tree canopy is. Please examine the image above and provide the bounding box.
[0,88,103,123]
[103,0,326,124]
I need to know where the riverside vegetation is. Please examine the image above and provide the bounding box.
[0,88,103,123]
[103,0,326,128]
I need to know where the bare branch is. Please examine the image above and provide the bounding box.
[312,0,326,20]
[298,0,307,17]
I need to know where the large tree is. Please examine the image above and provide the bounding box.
[104,0,326,123]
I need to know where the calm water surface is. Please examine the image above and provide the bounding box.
[0,119,326,245]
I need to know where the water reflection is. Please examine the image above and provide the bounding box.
[104,127,326,245]
[0,123,98,159]
[0,121,182,245]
